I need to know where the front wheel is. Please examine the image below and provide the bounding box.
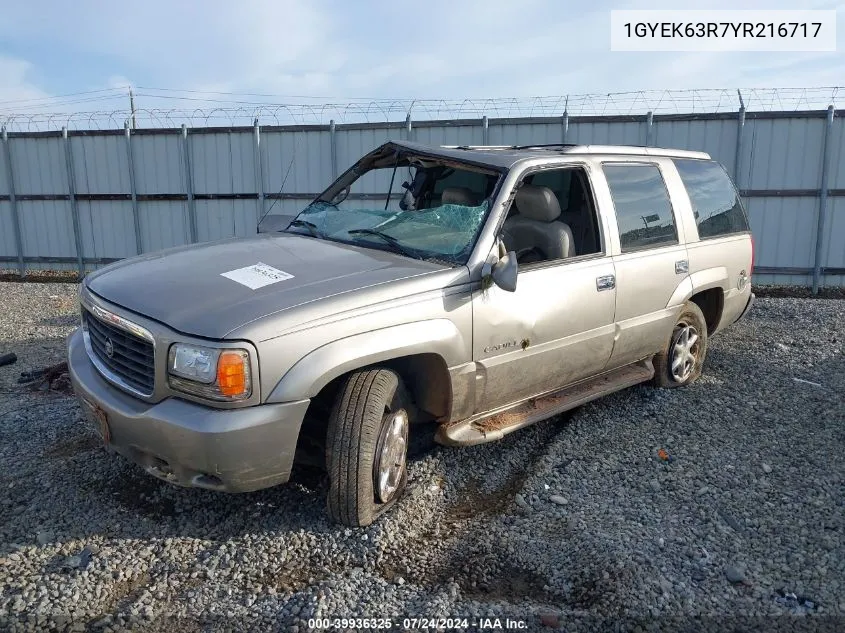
[653,301,709,388]
[326,368,411,526]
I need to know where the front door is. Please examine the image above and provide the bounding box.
[472,256,617,412]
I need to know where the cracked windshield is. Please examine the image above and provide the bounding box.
[286,152,500,264]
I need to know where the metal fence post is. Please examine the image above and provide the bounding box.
[62,127,85,276]
[329,119,338,179]
[734,91,746,186]
[2,127,25,277]
[405,113,413,141]
[645,111,654,147]
[181,124,198,243]
[812,105,835,294]
[124,122,143,255]
[561,110,569,144]
[253,119,265,226]
[481,116,489,145]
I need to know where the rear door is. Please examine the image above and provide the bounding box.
[598,161,691,368]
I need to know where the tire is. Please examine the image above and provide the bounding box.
[653,301,709,389]
[325,368,411,527]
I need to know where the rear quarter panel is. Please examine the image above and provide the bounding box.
[661,159,753,332]
[686,234,753,330]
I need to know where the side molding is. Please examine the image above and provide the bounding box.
[266,319,466,403]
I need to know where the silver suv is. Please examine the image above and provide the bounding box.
[68,141,754,526]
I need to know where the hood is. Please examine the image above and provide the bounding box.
[86,233,448,339]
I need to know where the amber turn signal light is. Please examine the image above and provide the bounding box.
[217,351,248,397]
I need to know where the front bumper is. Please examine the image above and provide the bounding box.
[67,328,310,492]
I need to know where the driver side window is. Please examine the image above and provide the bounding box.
[501,167,602,266]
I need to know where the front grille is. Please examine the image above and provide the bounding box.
[84,310,155,395]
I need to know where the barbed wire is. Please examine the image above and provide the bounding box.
[0,87,840,132]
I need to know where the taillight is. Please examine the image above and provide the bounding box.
[750,235,754,277]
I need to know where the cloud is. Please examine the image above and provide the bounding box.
[0,56,50,107]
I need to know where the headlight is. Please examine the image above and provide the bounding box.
[168,344,252,401]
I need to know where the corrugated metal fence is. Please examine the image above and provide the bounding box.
[1,109,843,287]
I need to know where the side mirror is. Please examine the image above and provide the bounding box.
[481,239,518,292]
[492,252,518,292]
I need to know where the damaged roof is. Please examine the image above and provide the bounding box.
[386,140,711,169]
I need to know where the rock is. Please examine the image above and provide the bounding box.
[539,613,561,627]
[549,495,568,505]
[36,531,54,546]
[396,576,405,585]
[649,479,662,492]
[514,494,529,510]
[65,556,82,569]
[762,463,773,474]
[725,565,746,584]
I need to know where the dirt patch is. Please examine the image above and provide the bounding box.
[461,562,553,603]
[753,285,845,300]
[446,420,567,522]
[43,433,102,459]
[259,561,333,593]
[567,565,637,611]
[87,571,151,623]
[446,474,529,522]
[0,270,81,283]
[375,426,566,605]
[103,469,177,518]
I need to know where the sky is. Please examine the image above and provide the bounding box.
[0,0,843,124]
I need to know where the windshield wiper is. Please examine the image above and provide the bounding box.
[347,229,418,259]
[286,218,322,238]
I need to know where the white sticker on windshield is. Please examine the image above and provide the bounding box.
[220,262,294,289]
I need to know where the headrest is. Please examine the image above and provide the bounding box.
[515,185,561,222]
[441,187,478,206]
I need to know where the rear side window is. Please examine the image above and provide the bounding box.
[603,164,677,252]
[674,159,750,239]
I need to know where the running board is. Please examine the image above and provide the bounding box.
[435,360,654,447]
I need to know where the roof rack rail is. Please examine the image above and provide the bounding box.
[447,145,513,150]
[508,143,578,150]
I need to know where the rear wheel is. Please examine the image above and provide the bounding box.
[326,368,410,526]
[653,302,708,388]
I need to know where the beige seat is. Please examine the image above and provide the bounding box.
[502,185,575,263]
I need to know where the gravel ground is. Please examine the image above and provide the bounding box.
[0,282,843,632]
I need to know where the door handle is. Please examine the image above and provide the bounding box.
[675,259,689,274]
[596,275,615,291]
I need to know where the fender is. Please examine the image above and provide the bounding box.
[266,319,466,403]
[666,266,728,308]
